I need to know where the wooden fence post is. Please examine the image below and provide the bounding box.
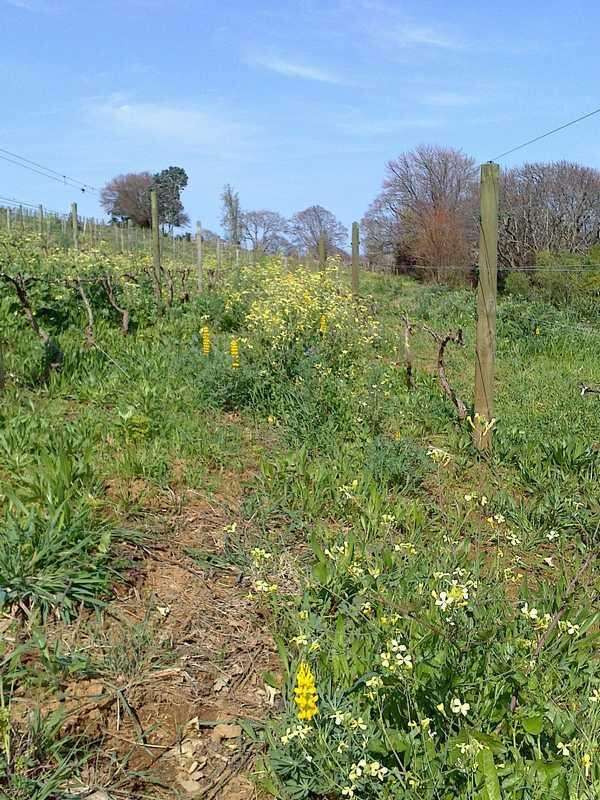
[150,189,163,305]
[5,208,10,232]
[318,232,327,273]
[195,221,203,293]
[127,219,133,252]
[217,239,223,284]
[71,202,79,252]
[38,205,44,237]
[474,162,500,451]
[351,221,360,297]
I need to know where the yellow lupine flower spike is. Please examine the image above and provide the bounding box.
[201,326,211,356]
[294,661,318,721]
[230,337,240,369]
[319,314,328,334]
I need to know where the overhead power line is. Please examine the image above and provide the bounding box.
[0,146,98,193]
[0,194,39,209]
[492,105,600,161]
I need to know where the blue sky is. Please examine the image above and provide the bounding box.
[1,0,599,238]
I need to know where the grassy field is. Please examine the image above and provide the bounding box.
[0,229,599,799]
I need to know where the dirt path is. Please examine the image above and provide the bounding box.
[51,483,278,799]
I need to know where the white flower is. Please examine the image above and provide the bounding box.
[557,741,570,757]
[546,529,559,541]
[566,621,580,636]
[521,602,539,620]
[450,697,470,716]
[590,688,600,704]
[396,652,413,669]
[433,590,450,612]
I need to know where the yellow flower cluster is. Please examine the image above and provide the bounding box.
[230,337,240,368]
[201,326,211,356]
[294,661,319,721]
[239,262,378,350]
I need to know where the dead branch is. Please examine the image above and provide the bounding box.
[75,278,95,347]
[580,383,600,398]
[0,271,64,376]
[423,324,468,420]
[163,266,175,307]
[1,271,50,345]
[102,274,130,334]
[402,314,415,390]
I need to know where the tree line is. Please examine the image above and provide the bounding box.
[101,149,600,275]
[101,170,349,258]
[362,144,600,276]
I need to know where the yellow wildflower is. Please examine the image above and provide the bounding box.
[230,337,240,368]
[201,325,211,356]
[294,661,318,721]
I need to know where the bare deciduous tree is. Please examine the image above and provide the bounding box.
[221,184,242,245]
[289,205,348,257]
[242,210,289,253]
[499,161,600,267]
[100,172,153,227]
[363,145,477,276]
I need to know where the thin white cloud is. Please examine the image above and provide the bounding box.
[391,23,460,49]
[356,2,462,51]
[87,95,256,154]
[249,54,348,85]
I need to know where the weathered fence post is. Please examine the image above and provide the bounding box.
[318,232,327,273]
[217,239,223,284]
[351,221,360,297]
[5,208,10,232]
[196,220,203,293]
[474,162,500,451]
[38,205,44,237]
[127,218,133,252]
[71,202,79,252]
[150,188,163,304]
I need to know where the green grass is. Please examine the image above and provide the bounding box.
[0,242,599,798]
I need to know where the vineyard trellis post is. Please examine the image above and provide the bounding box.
[319,232,326,273]
[71,202,79,252]
[217,239,223,283]
[38,205,44,238]
[351,221,360,297]
[196,220,203,293]
[150,188,163,304]
[474,162,500,451]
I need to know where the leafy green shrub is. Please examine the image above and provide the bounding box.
[504,271,532,297]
